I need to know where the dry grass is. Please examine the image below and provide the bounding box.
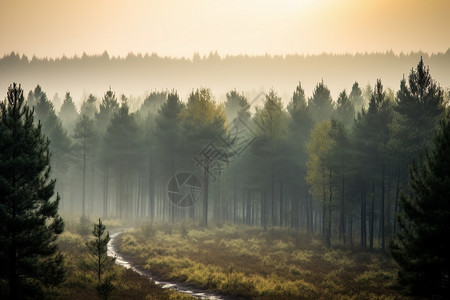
[55,224,196,300]
[119,223,408,299]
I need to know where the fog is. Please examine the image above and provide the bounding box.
[2,50,449,110]
[1,52,450,299]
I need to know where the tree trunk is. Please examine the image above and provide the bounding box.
[349,204,353,249]
[381,164,385,251]
[82,135,86,217]
[393,165,400,234]
[369,182,375,251]
[361,186,366,251]
[340,173,346,245]
[203,163,209,227]
[103,167,109,219]
[279,182,283,227]
[327,169,332,248]
[262,190,267,231]
[233,169,237,224]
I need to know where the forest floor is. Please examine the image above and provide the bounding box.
[118,222,410,300]
[55,218,196,300]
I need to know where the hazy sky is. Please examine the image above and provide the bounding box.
[0,0,449,58]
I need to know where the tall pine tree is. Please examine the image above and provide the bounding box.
[391,111,450,297]
[0,83,65,299]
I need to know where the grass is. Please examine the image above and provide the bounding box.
[118,223,408,299]
[54,218,196,300]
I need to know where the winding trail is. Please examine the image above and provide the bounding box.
[107,228,228,300]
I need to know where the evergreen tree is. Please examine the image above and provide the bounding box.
[139,91,167,119]
[0,83,65,299]
[351,79,393,250]
[391,111,450,297]
[96,88,119,134]
[180,88,227,226]
[58,92,78,134]
[103,101,142,218]
[86,219,116,300]
[154,91,185,176]
[80,94,98,119]
[26,85,44,108]
[349,81,364,113]
[308,80,334,124]
[52,93,62,112]
[286,82,313,230]
[335,89,355,128]
[389,57,444,182]
[33,89,72,206]
[73,115,96,217]
[224,89,251,122]
[253,89,288,228]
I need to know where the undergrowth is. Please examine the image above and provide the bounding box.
[119,223,407,299]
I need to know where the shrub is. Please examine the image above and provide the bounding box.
[220,272,257,298]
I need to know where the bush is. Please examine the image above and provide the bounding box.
[220,272,257,298]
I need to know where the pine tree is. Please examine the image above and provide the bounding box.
[86,219,116,300]
[349,81,364,113]
[308,80,334,124]
[73,115,96,217]
[390,111,450,297]
[389,57,444,184]
[286,82,313,230]
[58,92,78,134]
[103,101,142,218]
[335,90,355,128]
[0,83,65,299]
[80,94,98,119]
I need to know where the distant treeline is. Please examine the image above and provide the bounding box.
[6,55,448,252]
[1,50,449,106]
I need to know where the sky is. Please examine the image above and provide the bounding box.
[0,0,449,58]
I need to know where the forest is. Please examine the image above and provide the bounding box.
[18,56,447,248]
[1,55,450,299]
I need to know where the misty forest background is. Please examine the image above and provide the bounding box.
[2,52,450,252]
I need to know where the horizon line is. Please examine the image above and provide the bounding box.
[2,48,450,61]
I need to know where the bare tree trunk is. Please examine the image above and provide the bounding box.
[262,190,267,231]
[327,169,332,248]
[103,167,108,219]
[381,164,386,251]
[369,182,375,251]
[279,182,283,227]
[233,169,237,224]
[361,186,366,251]
[393,165,400,234]
[82,135,86,217]
[349,204,353,249]
[203,163,209,227]
[340,173,346,245]
[271,170,275,227]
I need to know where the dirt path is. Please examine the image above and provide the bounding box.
[107,228,232,300]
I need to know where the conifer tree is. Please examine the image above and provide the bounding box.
[308,80,334,124]
[58,92,78,134]
[0,83,65,299]
[391,111,450,297]
[349,81,364,113]
[73,115,96,217]
[86,218,116,300]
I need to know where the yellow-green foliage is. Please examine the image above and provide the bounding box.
[146,257,193,270]
[322,249,354,267]
[167,294,197,300]
[220,272,257,297]
[291,249,314,263]
[121,234,146,256]
[119,223,403,299]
